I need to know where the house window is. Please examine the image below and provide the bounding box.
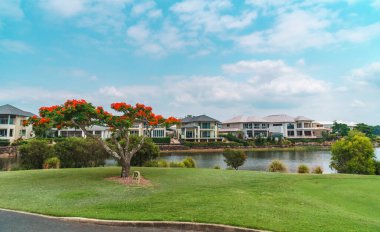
[152,130,164,138]
[0,118,8,124]
[273,124,283,127]
[243,123,252,129]
[287,131,295,136]
[226,124,230,128]
[20,130,26,136]
[9,129,13,137]
[262,124,268,129]
[201,122,210,129]
[130,130,139,135]
[254,123,260,129]
[304,123,311,128]
[297,123,303,128]
[247,130,253,138]
[297,131,303,136]
[94,131,102,137]
[186,131,193,138]
[304,131,312,136]
[202,131,210,138]
[0,129,7,137]
[287,123,294,129]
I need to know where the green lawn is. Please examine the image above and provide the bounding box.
[0,167,379,232]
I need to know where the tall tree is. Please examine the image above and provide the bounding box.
[332,121,350,137]
[26,99,180,177]
[354,123,375,139]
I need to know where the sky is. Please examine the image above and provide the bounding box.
[1,0,380,124]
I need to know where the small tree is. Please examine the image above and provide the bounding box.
[330,131,376,175]
[332,121,350,137]
[223,149,247,170]
[130,136,160,166]
[19,139,54,169]
[26,100,179,177]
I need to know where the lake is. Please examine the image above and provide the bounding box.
[159,148,380,173]
[1,148,379,173]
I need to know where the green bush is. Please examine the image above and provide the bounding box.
[169,161,185,168]
[158,160,169,167]
[223,149,247,170]
[143,160,159,167]
[330,131,376,174]
[222,134,248,146]
[130,137,160,166]
[312,166,323,174]
[268,160,287,173]
[11,139,28,146]
[375,161,380,175]
[298,164,310,174]
[54,138,108,168]
[152,137,171,144]
[19,140,54,169]
[184,141,241,148]
[0,139,10,146]
[213,165,221,169]
[43,157,60,169]
[182,157,196,168]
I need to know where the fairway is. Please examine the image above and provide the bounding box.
[0,167,379,232]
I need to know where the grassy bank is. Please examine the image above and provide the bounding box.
[160,145,331,153]
[0,167,379,232]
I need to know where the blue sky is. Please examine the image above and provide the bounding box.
[1,0,380,124]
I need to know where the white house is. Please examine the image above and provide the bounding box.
[221,114,328,139]
[0,104,34,143]
[178,115,221,142]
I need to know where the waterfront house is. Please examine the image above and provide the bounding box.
[221,114,328,139]
[178,115,221,142]
[0,104,34,143]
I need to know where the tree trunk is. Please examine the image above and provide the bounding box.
[120,161,131,178]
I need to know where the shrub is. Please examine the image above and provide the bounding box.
[169,161,185,168]
[213,165,221,169]
[223,149,247,170]
[130,137,160,166]
[182,157,196,168]
[183,141,242,148]
[0,139,10,147]
[268,160,287,173]
[330,131,376,174]
[312,166,323,174]
[19,140,54,169]
[54,138,108,168]
[151,137,171,144]
[43,157,60,169]
[143,160,159,167]
[222,134,248,146]
[158,160,169,167]
[298,164,310,174]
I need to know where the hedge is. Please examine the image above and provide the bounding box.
[183,141,242,148]
[0,139,10,147]
[152,137,171,144]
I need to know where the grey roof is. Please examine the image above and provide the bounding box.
[223,115,268,123]
[0,104,35,117]
[181,115,221,124]
[263,114,295,123]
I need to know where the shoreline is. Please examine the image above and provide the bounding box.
[160,146,331,153]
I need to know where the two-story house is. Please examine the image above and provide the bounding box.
[178,115,221,142]
[0,104,34,143]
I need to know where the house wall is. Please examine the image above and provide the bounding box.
[0,115,33,142]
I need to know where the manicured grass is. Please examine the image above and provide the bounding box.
[0,167,379,232]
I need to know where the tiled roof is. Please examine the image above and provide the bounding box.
[223,115,267,123]
[263,114,295,123]
[295,116,313,121]
[181,115,221,123]
[0,104,35,117]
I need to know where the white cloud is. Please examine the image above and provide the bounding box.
[0,40,33,53]
[171,0,256,33]
[0,0,23,28]
[127,23,151,41]
[372,0,380,8]
[39,0,86,17]
[347,61,380,86]
[351,100,366,108]
[131,1,155,16]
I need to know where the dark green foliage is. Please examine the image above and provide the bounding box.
[223,134,249,146]
[184,141,241,148]
[223,149,247,170]
[19,140,54,169]
[375,161,380,175]
[151,137,170,144]
[330,131,376,175]
[268,160,287,172]
[0,139,10,146]
[43,157,61,169]
[332,122,350,137]
[54,138,108,168]
[128,136,160,166]
[354,123,375,139]
[373,126,380,136]
[298,164,310,174]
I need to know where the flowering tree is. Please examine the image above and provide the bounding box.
[26,99,180,177]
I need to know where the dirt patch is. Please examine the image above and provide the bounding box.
[106,176,153,187]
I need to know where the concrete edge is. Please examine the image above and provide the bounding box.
[0,208,269,232]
